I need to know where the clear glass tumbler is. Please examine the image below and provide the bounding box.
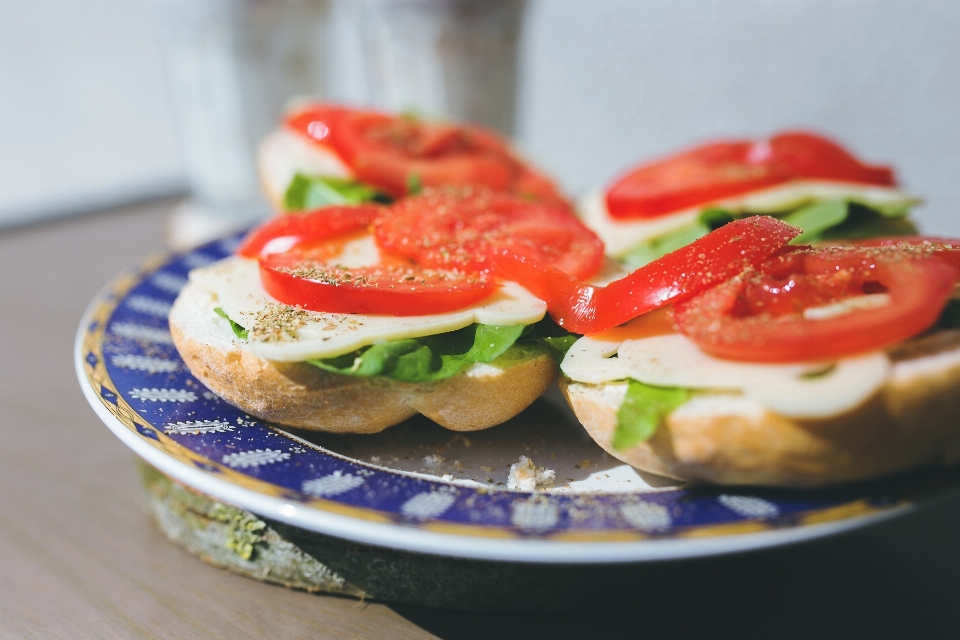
[352,0,527,135]
[151,0,331,245]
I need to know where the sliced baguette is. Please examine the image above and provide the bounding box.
[560,332,960,487]
[170,281,557,433]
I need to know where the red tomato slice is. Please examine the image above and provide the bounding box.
[374,189,605,280]
[237,205,381,259]
[764,132,895,185]
[286,105,566,204]
[606,131,896,220]
[673,246,958,363]
[259,253,496,316]
[237,203,494,316]
[852,236,960,271]
[493,216,800,334]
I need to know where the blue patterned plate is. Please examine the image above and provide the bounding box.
[75,234,960,563]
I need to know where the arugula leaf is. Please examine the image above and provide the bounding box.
[935,299,960,330]
[406,173,422,196]
[851,196,916,218]
[284,173,388,211]
[613,380,689,450]
[214,307,248,340]
[820,203,918,240]
[622,222,709,268]
[699,207,736,230]
[537,335,579,361]
[307,323,530,383]
[783,200,849,244]
[522,316,579,360]
[622,208,733,268]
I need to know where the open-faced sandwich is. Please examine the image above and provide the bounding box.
[544,131,959,487]
[170,188,601,433]
[257,103,566,212]
[171,104,596,434]
[556,232,960,488]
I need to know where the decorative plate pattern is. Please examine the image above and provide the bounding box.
[76,233,960,563]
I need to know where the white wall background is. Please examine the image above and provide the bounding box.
[2,0,958,233]
[0,0,185,227]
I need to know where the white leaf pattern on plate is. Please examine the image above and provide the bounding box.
[129,388,197,403]
[111,354,178,373]
[719,495,780,519]
[302,471,366,497]
[222,449,291,468]
[401,491,456,520]
[164,420,235,435]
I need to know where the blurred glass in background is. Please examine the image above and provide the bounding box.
[152,0,331,245]
[354,0,526,135]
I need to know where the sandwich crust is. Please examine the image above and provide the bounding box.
[170,282,556,433]
[560,333,960,487]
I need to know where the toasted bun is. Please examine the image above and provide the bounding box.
[170,282,557,433]
[560,333,960,487]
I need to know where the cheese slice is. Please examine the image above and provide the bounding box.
[189,237,547,363]
[562,331,890,419]
[257,127,353,206]
[579,181,921,257]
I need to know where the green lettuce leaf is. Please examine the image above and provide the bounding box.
[406,173,422,196]
[622,222,709,268]
[307,318,579,383]
[935,299,960,330]
[623,200,916,268]
[621,208,736,268]
[284,173,389,211]
[819,202,918,240]
[214,307,248,340]
[613,380,689,450]
[699,207,737,230]
[783,200,849,244]
[307,323,532,383]
[521,316,580,361]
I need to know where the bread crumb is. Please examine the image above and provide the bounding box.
[441,474,454,481]
[422,454,444,469]
[508,456,556,491]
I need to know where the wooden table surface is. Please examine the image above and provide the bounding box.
[2,201,960,639]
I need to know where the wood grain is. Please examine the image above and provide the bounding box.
[0,202,435,640]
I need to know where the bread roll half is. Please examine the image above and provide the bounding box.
[560,333,960,487]
[170,282,557,433]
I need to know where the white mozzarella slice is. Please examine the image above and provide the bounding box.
[561,333,634,383]
[257,127,353,206]
[189,255,547,363]
[579,191,700,257]
[578,181,920,257]
[328,234,382,268]
[802,293,890,321]
[562,332,890,419]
